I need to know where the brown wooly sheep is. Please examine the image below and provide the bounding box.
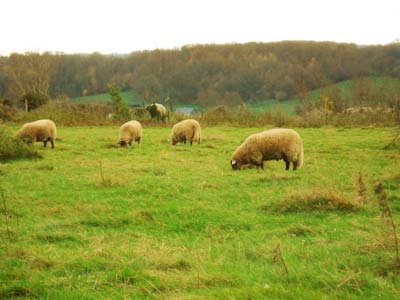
[118,120,142,147]
[145,103,167,121]
[230,128,303,171]
[16,119,57,148]
[171,119,201,146]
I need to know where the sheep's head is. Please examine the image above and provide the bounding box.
[146,104,160,119]
[118,140,128,147]
[230,159,241,170]
[16,131,33,144]
[170,133,178,145]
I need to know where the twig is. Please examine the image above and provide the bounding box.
[272,243,290,284]
[336,271,361,288]
[1,186,12,241]
[375,183,399,261]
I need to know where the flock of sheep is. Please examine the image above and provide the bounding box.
[15,104,304,171]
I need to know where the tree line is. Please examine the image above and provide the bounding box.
[1,41,399,110]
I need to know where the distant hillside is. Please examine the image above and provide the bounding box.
[2,41,400,109]
[307,76,400,101]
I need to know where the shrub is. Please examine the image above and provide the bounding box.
[0,103,16,121]
[270,189,360,213]
[0,126,40,161]
[16,101,112,126]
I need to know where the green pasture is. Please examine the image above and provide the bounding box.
[1,126,399,299]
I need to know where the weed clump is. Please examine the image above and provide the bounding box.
[0,126,40,161]
[271,189,360,213]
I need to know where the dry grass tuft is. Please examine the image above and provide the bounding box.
[357,171,368,204]
[286,224,320,236]
[155,259,192,272]
[36,163,54,171]
[271,188,360,213]
[257,173,297,182]
[199,181,218,189]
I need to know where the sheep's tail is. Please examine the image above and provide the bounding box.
[190,125,196,144]
[54,125,57,140]
[297,141,304,168]
[198,127,201,144]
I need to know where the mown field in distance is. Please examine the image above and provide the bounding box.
[68,76,400,117]
[70,91,143,106]
[69,91,300,115]
[1,126,400,299]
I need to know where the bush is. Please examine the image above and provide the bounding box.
[0,126,41,161]
[270,189,360,213]
[16,101,112,126]
[0,103,16,121]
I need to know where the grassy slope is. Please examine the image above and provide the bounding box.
[70,91,144,106]
[1,126,399,299]
[307,76,400,100]
[69,77,400,117]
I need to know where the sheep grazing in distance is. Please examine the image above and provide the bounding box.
[231,128,303,171]
[145,103,167,121]
[16,119,57,148]
[118,120,142,148]
[171,119,201,146]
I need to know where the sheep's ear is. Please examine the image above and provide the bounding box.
[231,160,236,165]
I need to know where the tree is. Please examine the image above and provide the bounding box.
[108,84,128,119]
[3,53,53,109]
[197,88,221,111]
[221,91,243,106]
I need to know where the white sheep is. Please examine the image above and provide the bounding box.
[118,120,142,147]
[230,128,303,171]
[145,103,167,121]
[171,119,201,146]
[16,119,57,148]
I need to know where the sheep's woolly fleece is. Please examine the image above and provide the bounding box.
[231,128,303,170]
[17,119,57,146]
[171,119,201,145]
[119,120,142,146]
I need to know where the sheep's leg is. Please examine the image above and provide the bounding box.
[285,160,290,171]
[50,140,54,149]
[293,161,298,171]
[43,141,47,147]
[137,137,141,146]
[250,158,263,169]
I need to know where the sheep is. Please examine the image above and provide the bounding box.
[16,119,57,148]
[145,103,167,121]
[171,119,201,146]
[118,120,142,147]
[230,128,303,171]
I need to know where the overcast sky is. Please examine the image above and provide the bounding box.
[1,0,399,55]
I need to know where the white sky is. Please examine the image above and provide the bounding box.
[0,0,399,55]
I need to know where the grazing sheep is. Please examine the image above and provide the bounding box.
[118,120,142,147]
[230,128,303,171]
[145,103,167,121]
[171,119,201,146]
[16,119,57,148]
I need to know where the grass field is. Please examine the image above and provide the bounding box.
[1,126,400,299]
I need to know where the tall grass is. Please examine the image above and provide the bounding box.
[0,126,40,161]
[9,101,399,128]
